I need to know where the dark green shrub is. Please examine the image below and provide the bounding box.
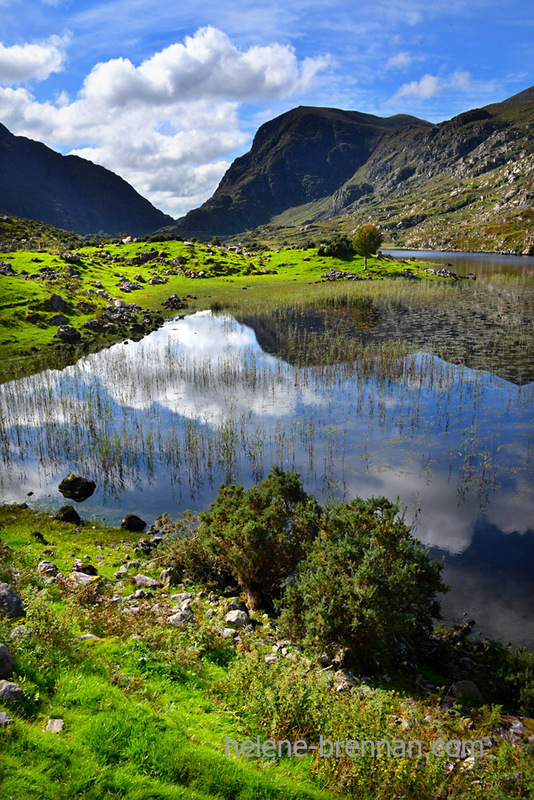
[279,497,448,668]
[199,466,321,609]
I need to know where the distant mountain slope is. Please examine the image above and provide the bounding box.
[166,88,534,253]
[0,123,172,236]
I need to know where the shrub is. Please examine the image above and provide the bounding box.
[199,466,322,609]
[279,497,448,668]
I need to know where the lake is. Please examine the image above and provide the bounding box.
[1,251,533,647]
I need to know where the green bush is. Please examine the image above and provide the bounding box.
[199,466,321,609]
[279,497,448,668]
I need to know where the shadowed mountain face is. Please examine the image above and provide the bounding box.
[170,107,433,237]
[168,87,534,247]
[0,123,172,236]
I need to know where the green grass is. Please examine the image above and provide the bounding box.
[0,236,450,384]
[1,505,533,800]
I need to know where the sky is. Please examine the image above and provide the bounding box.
[0,1,532,219]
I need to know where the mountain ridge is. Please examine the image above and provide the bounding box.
[0,123,173,236]
[166,87,534,252]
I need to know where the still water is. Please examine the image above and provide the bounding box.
[1,255,533,646]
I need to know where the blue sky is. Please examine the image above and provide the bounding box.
[0,0,532,217]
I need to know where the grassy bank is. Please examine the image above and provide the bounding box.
[1,503,533,800]
[0,230,460,384]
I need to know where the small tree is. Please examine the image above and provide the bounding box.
[279,497,448,668]
[352,224,383,270]
[199,466,321,610]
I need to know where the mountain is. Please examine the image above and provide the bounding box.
[168,87,534,253]
[0,123,172,236]
[168,107,432,238]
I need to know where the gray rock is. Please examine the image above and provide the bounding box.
[10,625,31,641]
[121,514,146,532]
[218,627,238,639]
[0,644,15,678]
[448,680,483,705]
[54,505,82,524]
[74,634,99,641]
[159,567,181,585]
[66,572,94,587]
[49,294,72,313]
[58,474,95,502]
[224,609,250,627]
[0,680,24,704]
[54,325,82,344]
[37,560,58,577]
[134,574,158,588]
[168,610,192,627]
[170,592,192,604]
[0,583,25,618]
[0,711,14,727]
[46,718,64,733]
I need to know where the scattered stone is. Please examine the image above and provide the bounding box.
[58,474,96,502]
[224,609,250,627]
[121,514,146,532]
[0,644,15,678]
[54,325,82,344]
[10,625,31,641]
[0,680,24,704]
[134,574,158,588]
[446,680,483,706]
[159,566,181,585]
[54,505,82,524]
[0,583,25,618]
[49,294,72,313]
[218,627,238,639]
[168,610,192,627]
[74,633,99,641]
[72,560,98,576]
[0,712,14,727]
[66,572,94,587]
[37,561,58,577]
[46,718,65,733]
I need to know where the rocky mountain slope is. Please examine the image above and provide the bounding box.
[169,87,534,253]
[0,123,172,236]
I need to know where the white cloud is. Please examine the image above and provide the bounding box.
[391,69,473,101]
[385,51,424,71]
[0,35,68,83]
[0,27,329,217]
[81,27,328,108]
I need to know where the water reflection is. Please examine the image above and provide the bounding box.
[0,310,533,645]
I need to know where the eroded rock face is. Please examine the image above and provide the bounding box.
[0,583,25,619]
[58,475,96,502]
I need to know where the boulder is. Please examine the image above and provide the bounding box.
[72,560,98,576]
[54,325,82,344]
[448,680,483,706]
[159,566,181,585]
[224,609,250,627]
[46,718,65,733]
[0,583,25,619]
[134,574,158,588]
[0,644,15,678]
[168,610,192,627]
[49,294,72,313]
[58,474,96,502]
[0,712,14,727]
[0,680,24,704]
[121,514,146,532]
[37,561,58,577]
[54,505,82,524]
